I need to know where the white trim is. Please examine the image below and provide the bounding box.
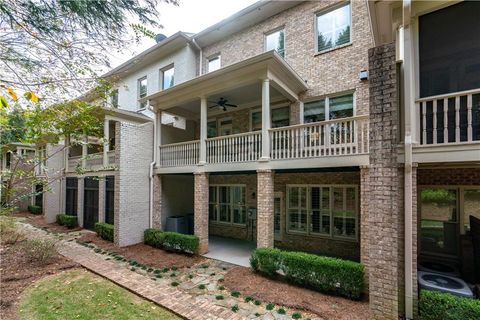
[314,1,352,54]
[160,64,175,91]
[209,184,247,226]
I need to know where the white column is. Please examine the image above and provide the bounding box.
[298,100,304,124]
[261,78,271,161]
[81,134,88,168]
[64,135,70,172]
[199,97,208,165]
[103,118,110,167]
[156,111,162,165]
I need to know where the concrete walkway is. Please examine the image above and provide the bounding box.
[203,236,256,267]
[19,223,245,320]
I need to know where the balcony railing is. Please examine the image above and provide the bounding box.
[269,115,369,160]
[206,131,261,164]
[417,88,480,145]
[159,140,199,167]
[67,150,116,171]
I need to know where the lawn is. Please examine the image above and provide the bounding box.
[18,269,181,320]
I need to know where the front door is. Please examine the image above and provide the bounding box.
[83,177,99,230]
[274,192,283,241]
[34,184,43,207]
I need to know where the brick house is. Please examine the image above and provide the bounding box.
[28,1,479,319]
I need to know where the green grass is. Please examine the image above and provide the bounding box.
[18,269,181,320]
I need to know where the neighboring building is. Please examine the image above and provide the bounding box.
[25,1,480,320]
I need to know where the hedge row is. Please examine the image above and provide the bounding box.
[27,205,42,215]
[250,247,364,300]
[94,222,114,242]
[419,290,480,320]
[56,214,78,228]
[144,228,199,254]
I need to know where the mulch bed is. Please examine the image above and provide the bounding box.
[0,240,79,320]
[224,267,372,320]
[13,212,82,233]
[78,233,207,269]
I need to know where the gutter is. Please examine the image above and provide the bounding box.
[148,104,157,228]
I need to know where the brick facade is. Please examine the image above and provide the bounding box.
[194,172,209,254]
[367,42,404,319]
[417,167,480,185]
[152,174,162,229]
[257,169,275,248]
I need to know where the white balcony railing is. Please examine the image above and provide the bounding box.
[206,131,261,164]
[159,140,199,167]
[269,116,369,160]
[67,150,116,171]
[417,88,480,145]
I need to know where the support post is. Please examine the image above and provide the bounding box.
[81,134,88,168]
[256,169,274,248]
[261,78,270,161]
[194,172,209,254]
[156,111,162,166]
[103,118,110,167]
[64,134,70,172]
[199,97,208,165]
[152,174,162,229]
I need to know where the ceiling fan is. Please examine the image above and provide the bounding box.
[209,97,238,111]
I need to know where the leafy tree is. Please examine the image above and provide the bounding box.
[0,0,178,100]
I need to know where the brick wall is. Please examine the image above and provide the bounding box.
[367,42,404,319]
[202,0,372,116]
[257,169,274,248]
[114,122,153,247]
[43,144,66,223]
[418,167,480,185]
[194,172,209,254]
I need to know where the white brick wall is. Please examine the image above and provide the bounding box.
[114,122,154,247]
[43,144,65,223]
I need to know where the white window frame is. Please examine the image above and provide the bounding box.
[264,27,285,57]
[314,1,352,54]
[161,64,175,90]
[303,90,356,123]
[209,184,247,226]
[207,55,221,73]
[286,184,359,241]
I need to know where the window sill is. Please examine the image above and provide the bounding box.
[314,42,353,57]
[209,221,247,228]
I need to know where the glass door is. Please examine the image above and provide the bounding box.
[274,192,283,241]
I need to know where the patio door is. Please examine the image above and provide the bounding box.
[274,192,283,241]
[83,177,99,230]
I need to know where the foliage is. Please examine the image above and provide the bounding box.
[0,0,178,101]
[144,228,199,254]
[266,303,275,311]
[20,238,56,265]
[231,290,240,298]
[250,248,364,300]
[215,295,224,300]
[419,290,480,320]
[231,304,239,312]
[292,312,302,319]
[277,308,286,315]
[94,222,114,242]
[18,269,181,320]
[421,188,456,205]
[27,205,42,215]
[0,215,24,244]
[56,214,78,228]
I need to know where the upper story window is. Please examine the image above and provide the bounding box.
[419,1,480,97]
[110,89,119,108]
[161,65,174,90]
[316,2,351,53]
[138,76,147,109]
[208,56,221,72]
[265,28,285,57]
[304,93,354,123]
[251,106,290,131]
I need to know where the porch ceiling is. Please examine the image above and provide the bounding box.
[145,51,308,110]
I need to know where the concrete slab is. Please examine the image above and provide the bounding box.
[203,236,255,267]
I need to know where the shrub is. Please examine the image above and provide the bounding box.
[250,248,364,300]
[244,296,253,303]
[231,304,239,312]
[254,300,261,306]
[171,281,179,287]
[0,216,24,244]
[21,239,56,265]
[231,290,240,298]
[198,284,206,289]
[94,222,114,242]
[266,303,275,311]
[215,295,224,300]
[27,205,42,215]
[144,228,199,254]
[419,290,480,320]
[277,308,286,315]
[56,214,78,228]
[292,312,302,319]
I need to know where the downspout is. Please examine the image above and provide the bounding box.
[402,0,414,318]
[192,38,203,76]
[148,102,157,228]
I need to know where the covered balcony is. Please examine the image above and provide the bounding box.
[147,51,370,173]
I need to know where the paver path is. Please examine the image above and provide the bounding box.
[19,223,245,320]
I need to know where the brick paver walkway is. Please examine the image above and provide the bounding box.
[20,223,245,320]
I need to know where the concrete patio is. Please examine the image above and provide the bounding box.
[203,236,256,267]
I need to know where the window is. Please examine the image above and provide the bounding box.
[65,178,78,216]
[316,2,351,52]
[208,56,221,72]
[105,176,115,225]
[250,106,290,131]
[419,1,480,97]
[138,76,147,109]
[265,29,285,57]
[209,185,246,225]
[218,117,232,136]
[304,93,354,123]
[287,185,358,239]
[110,89,119,108]
[207,120,217,138]
[162,65,174,90]
[464,189,480,233]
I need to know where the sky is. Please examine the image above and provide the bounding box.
[109,0,258,68]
